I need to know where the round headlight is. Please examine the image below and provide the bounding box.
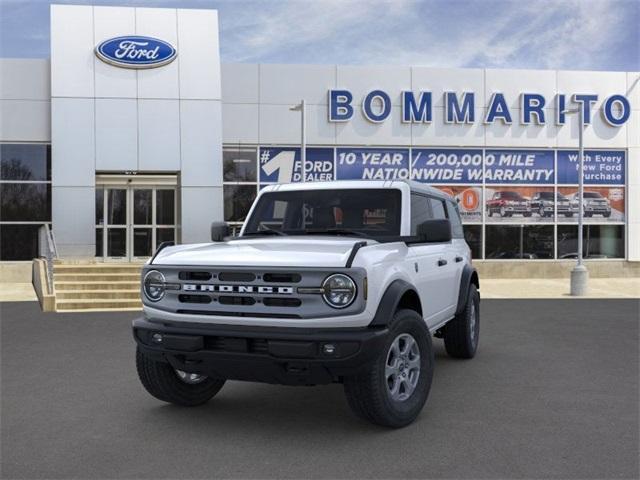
[322,274,356,309]
[143,270,166,302]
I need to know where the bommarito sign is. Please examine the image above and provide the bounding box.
[328,90,631,126]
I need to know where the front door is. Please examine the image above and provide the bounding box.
[96,182,177,261]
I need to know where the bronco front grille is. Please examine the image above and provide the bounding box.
[146,266,366,319]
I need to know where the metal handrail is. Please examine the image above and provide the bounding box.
[38,224,58,294]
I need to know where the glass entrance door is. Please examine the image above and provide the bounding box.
[96,185,176,261]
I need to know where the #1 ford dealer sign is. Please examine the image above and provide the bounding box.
[95,35,177,69]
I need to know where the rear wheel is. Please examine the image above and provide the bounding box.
[136,348,225,406]
[343,309,434,428]
[443,284,480,359]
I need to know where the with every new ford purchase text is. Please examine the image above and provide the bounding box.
[133,181,480,427]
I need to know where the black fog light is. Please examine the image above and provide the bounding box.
[322,343,337,355]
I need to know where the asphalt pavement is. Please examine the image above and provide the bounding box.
[1,299,638,479]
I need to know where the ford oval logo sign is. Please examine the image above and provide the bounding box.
[95,36,177,69]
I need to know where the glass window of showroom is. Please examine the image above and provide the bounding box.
[0,144,52,260]
[222,145,625,260]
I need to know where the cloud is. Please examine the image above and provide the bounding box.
[219,0,638,70]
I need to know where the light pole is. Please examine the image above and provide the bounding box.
[289,100,306,182]
[564,104,588,295]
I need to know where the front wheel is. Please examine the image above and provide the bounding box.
[343,309,434,428]
[443,284,480,359]
[136,348,225,406]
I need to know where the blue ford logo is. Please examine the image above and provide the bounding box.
[95,36,177,69]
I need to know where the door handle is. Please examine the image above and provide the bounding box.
[455,256,464,263]
[437,259,447,267]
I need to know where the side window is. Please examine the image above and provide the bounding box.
[410,194,432,234]
[446,200,464,238]
[429,198,447,220]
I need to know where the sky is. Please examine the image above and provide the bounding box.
[0,0,638,71]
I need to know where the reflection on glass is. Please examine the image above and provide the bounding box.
[557,225,624,259]
[95,228,103,257]
[223,147,257,182]
[156,228,175,245]
[486,225,553,259]
[95,188,104,225]
[133,190,152,225]
[463,225,482,259]
[107,228,126,257]
[133,228,153,257]
[0,144,51,181]
[0,184,51,221]
[107,190,127,225]
[156,190,175,225]
[224,185,256,222]
[0,224,41,260]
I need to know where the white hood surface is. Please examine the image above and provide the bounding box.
[152,236,369,268]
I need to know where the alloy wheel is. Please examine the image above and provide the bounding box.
[385,333,421,402]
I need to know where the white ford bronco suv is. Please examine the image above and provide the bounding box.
[133,180,480,427]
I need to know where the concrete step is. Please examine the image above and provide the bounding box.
[55,298,142,311]
[54,273,141,283]
[56,290,140,300]
[49,262,144,312]
[55,281,140,291]
[56,307,143,313]
[54,264,144,275]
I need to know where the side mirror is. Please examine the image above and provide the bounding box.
[415,219,452,243]
[211,221,230,242]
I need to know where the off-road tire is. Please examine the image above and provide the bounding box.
[523,212,532,217]
[136,348,225,406]
[443,284,480,359]
[603,211,611,218]
[343,309,434,428]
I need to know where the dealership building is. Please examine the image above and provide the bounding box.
[1,4,639,270]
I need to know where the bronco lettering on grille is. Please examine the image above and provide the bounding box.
[182,284,294,295]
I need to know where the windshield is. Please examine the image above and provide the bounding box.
[500,191,524,200]
[243,188,402,239]
[537,192,554,200]
[583,192,603,198]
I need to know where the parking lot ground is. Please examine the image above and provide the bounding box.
[1,299,638,479]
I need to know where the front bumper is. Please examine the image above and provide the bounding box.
[133,317,389,386]
[504,206,530,213]
[585,206,611,214]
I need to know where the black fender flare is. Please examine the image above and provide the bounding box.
[369,279,420,327]
[455,265,480,315]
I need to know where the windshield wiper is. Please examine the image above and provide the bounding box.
[303,228,370,238]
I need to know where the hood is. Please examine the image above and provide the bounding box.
[151,236,369,268]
